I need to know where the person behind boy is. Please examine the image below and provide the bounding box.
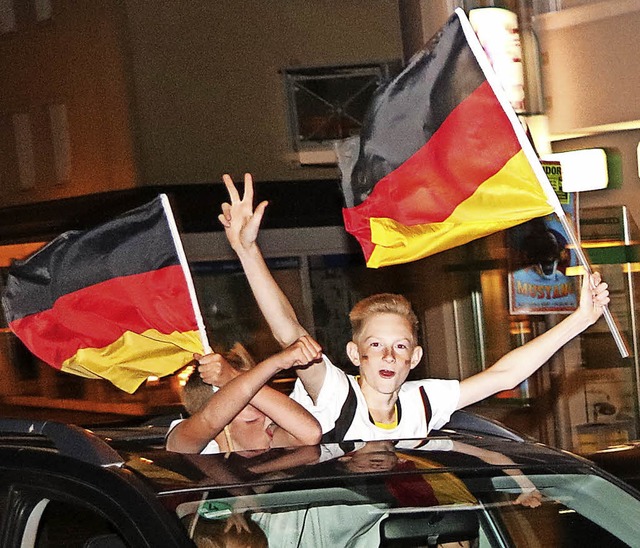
[166,337,322,454]
[181,513,268,548]
[216,173,610,442]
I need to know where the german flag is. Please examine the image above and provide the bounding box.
[341,8,557,268]
[1,195,207,393]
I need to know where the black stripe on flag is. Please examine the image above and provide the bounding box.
[349,13,485,207]
[3,196,179,321]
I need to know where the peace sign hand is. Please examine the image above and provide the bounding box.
[218,173,268,254]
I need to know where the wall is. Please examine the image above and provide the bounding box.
[535,1,640,232]
[123,0,403,185]
[1,1,402,207]
[0,0,138,207]
[535,0,640,137]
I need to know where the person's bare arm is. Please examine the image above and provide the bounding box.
[218,173,327,400]
[249,337,323,447]
[458,272,609,409]
[451,441,542,508]
[166,337,322,453]
[246,445,322,475]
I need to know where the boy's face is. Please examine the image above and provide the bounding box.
[340,441,398,472]
[228,405,273,453]
[346,312,422,395]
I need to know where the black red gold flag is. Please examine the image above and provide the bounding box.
[2,195,208,393]
[341,8,558,268]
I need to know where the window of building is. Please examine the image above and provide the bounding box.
[34,0,52,22]
[0,0,52,31]
[12,113,36,190]
[49,104,71,185]
[283,62,399,163]
[0,0,16,33]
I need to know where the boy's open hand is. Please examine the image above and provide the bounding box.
[196,352,239,387]
[218,173,268,253]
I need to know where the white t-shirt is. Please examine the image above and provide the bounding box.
[290,355,460,442]
[167,418,221,454]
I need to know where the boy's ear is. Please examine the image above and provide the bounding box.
[346,341,361,367]
[410,345,423,370]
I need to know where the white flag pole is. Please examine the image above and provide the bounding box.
[160,194,212,354]
[457,8,629,358]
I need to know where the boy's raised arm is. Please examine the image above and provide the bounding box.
[218,174,327,401]
[219,173,306,347]
[457,272,609,409]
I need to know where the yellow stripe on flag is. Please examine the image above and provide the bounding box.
[61,329,203,393]
[367,151,554,268]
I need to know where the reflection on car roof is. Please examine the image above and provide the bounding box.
[103,425,585,496]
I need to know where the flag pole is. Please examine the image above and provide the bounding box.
[160,194,212,355]
[163,194,233,446]
[555,211,629,358]
[457,8,630,358]
[513,124,630,358]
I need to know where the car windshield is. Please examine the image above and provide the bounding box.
[158,462,640,547]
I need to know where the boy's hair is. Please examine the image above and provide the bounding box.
[182,514,268,548]
[223,342,257,372]
[181,343,256,415]
[349,293,419,343]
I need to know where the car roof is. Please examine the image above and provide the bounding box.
[92,411,598,496]
[126,435,587,493]
[0,411,604,497]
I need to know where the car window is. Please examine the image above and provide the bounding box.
[163,470,640,548]
[31,499,129,548]
[0,484,130,548]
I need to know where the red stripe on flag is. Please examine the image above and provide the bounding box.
[9,265,197,368]
[343,81,521,256]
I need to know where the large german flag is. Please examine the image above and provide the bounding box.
[342,8,558,268]
[1,195,207,393]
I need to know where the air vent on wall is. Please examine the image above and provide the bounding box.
[283,62,400,166]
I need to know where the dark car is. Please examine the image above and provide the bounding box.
[2,412,640,548]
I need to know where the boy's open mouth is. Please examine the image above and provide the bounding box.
[379,369,395,379]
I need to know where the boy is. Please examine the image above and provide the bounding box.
[218,173,610,442]
[166,336,322,453]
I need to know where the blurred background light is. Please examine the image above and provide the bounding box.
[541,148,608,192]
